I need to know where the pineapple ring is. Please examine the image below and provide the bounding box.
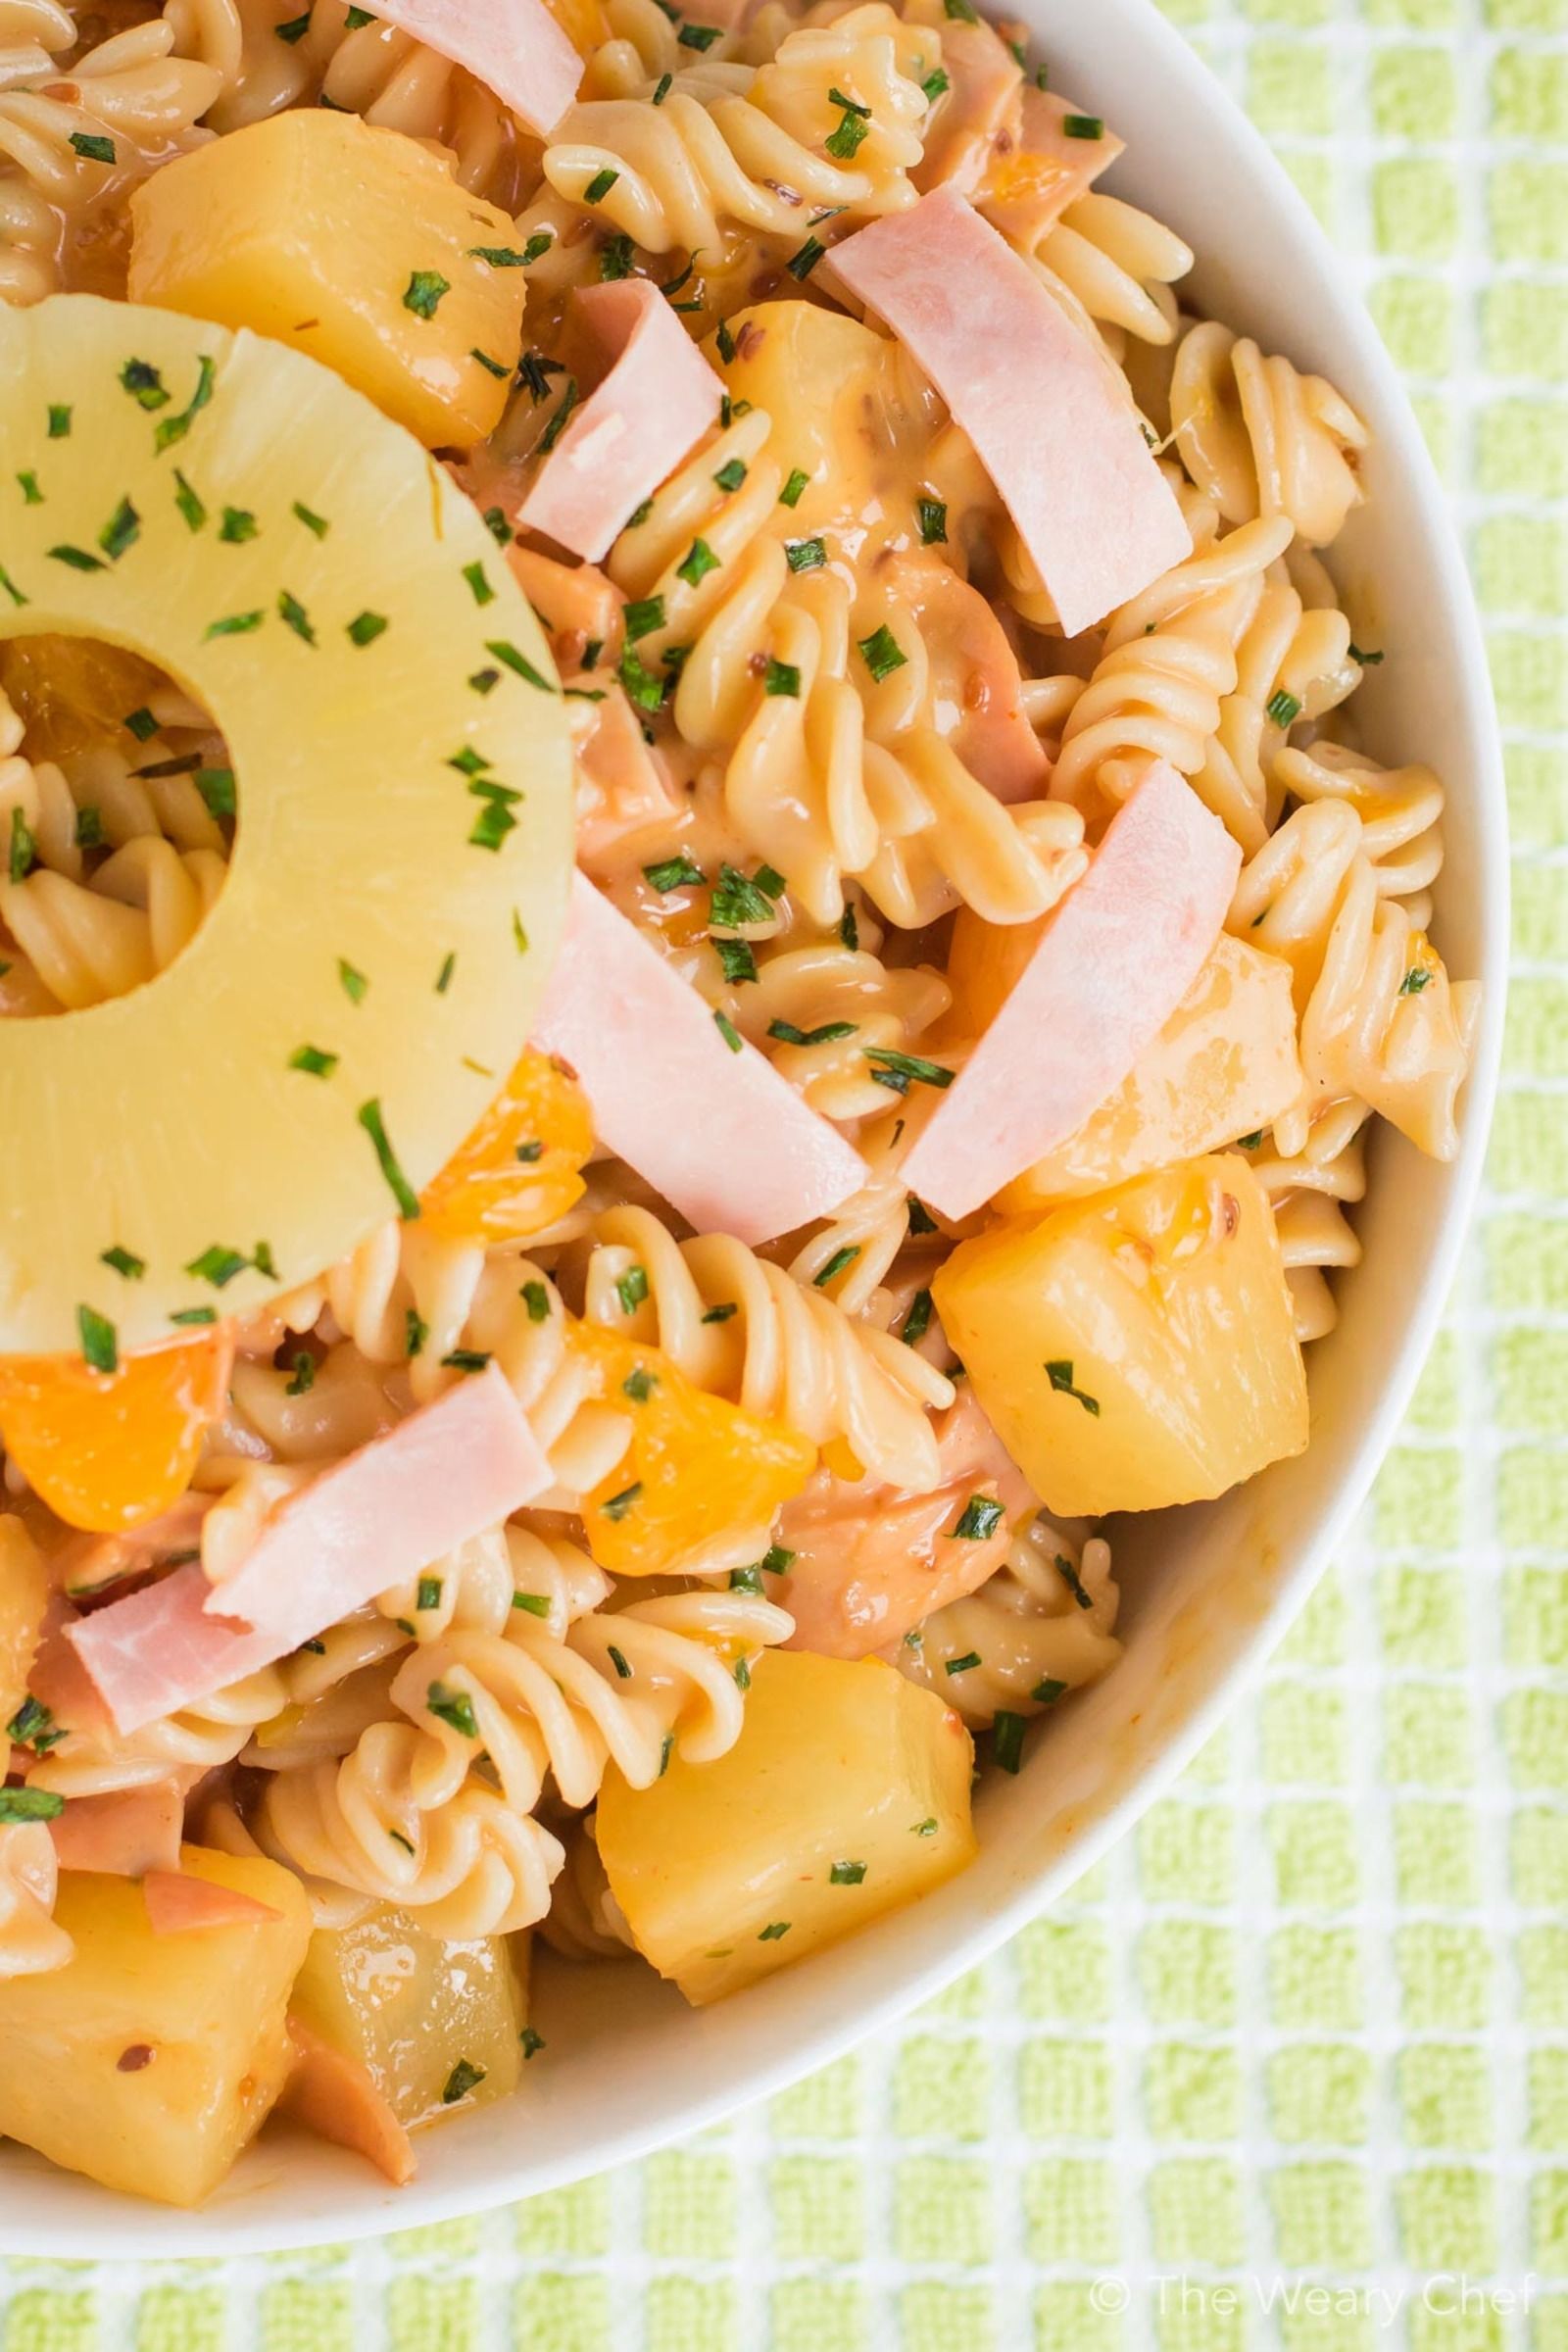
[0,296,572,1356]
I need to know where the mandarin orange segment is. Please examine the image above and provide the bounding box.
[0,1328,233,1535]
[570,1326,816,1580]
[418,1050,592,1246]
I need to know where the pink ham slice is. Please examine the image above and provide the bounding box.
[902,761,1242,1221]
[979,87,1125,249]
[913,20,1022,199]
[519,283,723,564]
[830,185,1189,636]
[366,0,581,138]
[282,2018,416,2187]
[68,1368,550,1735]
[143,1871,281,1935]
[533,872,867,1247]
[49,1782,185,1880]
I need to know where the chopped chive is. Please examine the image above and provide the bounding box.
[763,657,801,697]
[917,495,948,545]
[825,103,870,161]
[863,1047,954,1090]
[618,647,666,711]
[1054,1552,1094,1611]
[921,65,950,99]
[170,1305,217,1326]
[427,1680,478,1738]
[599,233,636,281]
[347,610,388,647]
[123,706,159,742]
[486,639,557,691]
[813,1244,860,1289]
[767,1017,856,1047]
[519,2026,546,2058]
[74,806,103,849]
[482,507,510,547]
[521,1280,550,1323]
[184,1244,250,1289]
[1045,1359,1101,1416]
[100,1245,145,1280]
[16,471,41,506]
[403,270,451,318]
[645,853,704,892]
[47,404,71,439]
[602,1482,643,1521]
[439,2054,486,2102]
[286,1352,317,1396]
[275,8,313,38]
[463,562,495,607]
[441,1348,492,1373]
[359,1098,419,1218]
[121,361,169,412]
[758,1920,791,1940]
[77,1303,118,1373]
[624,494,654,529]
[219,506,258,543]
[0,1788,64,1824]
[839,903,858,951]
[289,1044,338,1077]
[902,1288,934,1347]
[714,1009,744,1054]
[1399,966,1433,995]
[154,354,217,454]
[434,951,457,995]
[857,623,906,681]
[514,1140,542,1162]
[715,320,736,365]
[829,1858,867,1885]
[338,958,368,1004]
[1034,1677,1068,1706]
[676,536,720,587]
[652,70,672,102]
[405,1309,428,1357]
[0,564,26,609]
[173,470,207,531]
[9,808,35,883]
[293,501,329,538]
[1348,643,1384,665]
[469,244,531,267]
[1063,112,1103,138]
[713,458,748,493]
[994,1711,1027,1773]
[614,1264,649,1314]
[710,862,780,927]
[47,544,105,572]
[206,610,263,639]
[785,535,826,572]
[945,1650,981,1675]
[702,1301,737,1324]
[778,467,809,509]
[786,235,826,280]
[469,796,517,851]
[622,1364,658,1402]
[583,167,619,202]
[98,496,139,562]
[513,1590,551,1616]
[70,130,116,163]
[677,19,720,42]
[278,590,316,645]
[517,349,564,404]
[715,936,757,984]
[624,594,666,643]
[953,1494,1004,1541]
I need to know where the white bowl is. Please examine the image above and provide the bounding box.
[0,0,1508,2255]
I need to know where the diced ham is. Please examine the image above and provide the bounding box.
[366,0,581,138]
[571,683,684,868]
[49,1781,184,1880]
[68,1369,550,1735]
[519,283,724,564]
[509,548,625,669]
[913,20,1022,199]
[902,761,1241,1220]
[830,185,1190,635]
[881,550,1047,802]
[980,86,1124,249]
[282,2017,416,2188]
[777,1389,1034,1659]
[533,873,867,1246]
[143,1870,281,1934]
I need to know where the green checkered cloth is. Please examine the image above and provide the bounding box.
[4,5,1565,2344]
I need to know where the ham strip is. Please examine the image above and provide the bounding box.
[902,761,1241,1220]
[519,283,724,563]
[69,1369,550,1734]
[282,2018,416,2187]
[533,873,867,1246]
[49,1782,184,1880]
[143,1870,281,1934]
[830,185,1189,635]
[980,87,1124,249]
[366,0,581,138]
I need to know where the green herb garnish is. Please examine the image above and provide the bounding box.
[953,1494,1004,1541]
[403,270,451,318]
[1045,1360,1100,1416]
[76,1304,118,1374]
[359,1098,419,1219]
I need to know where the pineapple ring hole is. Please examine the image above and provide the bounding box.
[0,631,233,1019]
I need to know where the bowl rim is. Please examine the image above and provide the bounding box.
[0,0,1509,2255]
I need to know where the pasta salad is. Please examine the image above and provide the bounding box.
[0,0,1477,2207]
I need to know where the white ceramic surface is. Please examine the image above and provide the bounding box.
[0,0,1508,2255]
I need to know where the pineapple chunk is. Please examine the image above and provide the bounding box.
[0,1846,310,2206]
[717,300,904,544]
[0,295,570,1355]
[933,1158,1308,1517]
[128,112,527,451]
[997,936,1302,1206]
[289,1908,531,2132]
[0,1515,48,1730]
[597,1651,976,2004]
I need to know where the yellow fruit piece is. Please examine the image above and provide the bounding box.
[597,1649,976,2005]
[0,1846,310,2207]
[0,295,570,1354]
[717,300,904,544]
[0,1515,48,1731]
[933,1157,1308,1518]
[419,1049,592,1245]
[0,1328,231,1535]
[997,936,1303,1206]
[128,112,528,451]
[540,0,612,57]
[290,1908,531,2132]
[572,1326,817,1579]
[0,634,168,765]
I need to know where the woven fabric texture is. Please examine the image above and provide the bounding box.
[0,0,1562,2342]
